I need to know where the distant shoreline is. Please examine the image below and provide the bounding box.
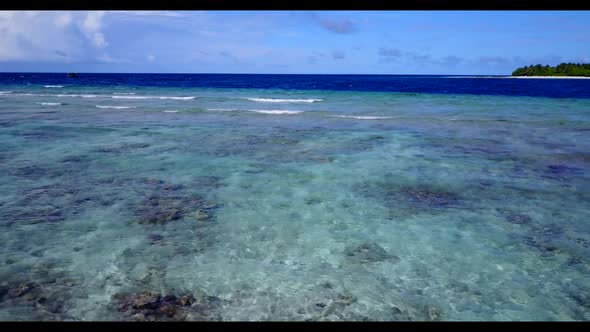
[452,76,590,79]
[507,76,590,79]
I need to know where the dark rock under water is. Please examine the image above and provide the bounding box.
[357,181,463,214]
[112,290,224,321]
[505,213,532,225]
[344,242,399,263]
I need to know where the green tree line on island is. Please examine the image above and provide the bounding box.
[512,63,590,77]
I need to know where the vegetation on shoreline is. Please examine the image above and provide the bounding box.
[512,63,590,77]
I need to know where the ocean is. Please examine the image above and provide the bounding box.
[0,73,589,321]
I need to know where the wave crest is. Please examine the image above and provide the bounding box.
[249,110,304,115]
[330,115,396,120]
[57,94,98,98]
[112,95,195,100]
[246,98,322,103]
[96,105,136,109]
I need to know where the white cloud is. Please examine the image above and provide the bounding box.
[82,11,104,31]
[0,11,116,63]
[0,11,78,61]
[55,13,72,28]
[81,11,107,48]
[0,11,354,72]
[93,33,106,48]
[24,11,40,18]
[113,11,184,18]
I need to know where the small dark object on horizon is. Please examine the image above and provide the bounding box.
[67,73,78,78]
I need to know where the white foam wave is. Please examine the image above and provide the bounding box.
[207,108,304,115]
[56,94,98,98]
[207,108,239,112]
[163,110,179,113]
[37,102,62,106]
[112,95,195,100]
[111,96,148,99]
[249,110,304,115]
[0,91,13,94]
[246,98,322,103]
[113,92,136,95]
[330,115,396,120]
[161,96,195,100]
[44,85,64,88]
[96,105,136,109]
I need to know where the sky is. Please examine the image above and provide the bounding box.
[0,10,589,75]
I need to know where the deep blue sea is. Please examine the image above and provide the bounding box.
[0,73,589,321]
[2,73,590,98]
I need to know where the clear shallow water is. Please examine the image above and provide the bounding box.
[0,76,589,321]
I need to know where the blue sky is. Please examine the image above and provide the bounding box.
[0,10,589,74]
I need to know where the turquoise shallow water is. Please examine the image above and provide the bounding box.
[0,85,589,321]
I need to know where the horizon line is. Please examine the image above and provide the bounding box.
[0,72,510,76]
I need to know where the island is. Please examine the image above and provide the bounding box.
[512,63,590,77]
